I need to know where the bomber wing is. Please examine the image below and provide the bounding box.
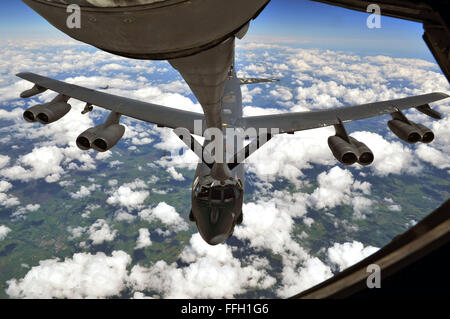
[16,72,206,134]
[238,92,448,134]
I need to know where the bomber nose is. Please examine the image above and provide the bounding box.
[207,233,229,245]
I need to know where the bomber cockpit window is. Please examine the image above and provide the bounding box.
[223,188,235,200]
[198,186,209,199]
[211,188,222,201]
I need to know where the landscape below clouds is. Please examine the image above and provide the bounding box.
[0,39,448,298]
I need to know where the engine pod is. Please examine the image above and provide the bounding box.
[36,102,71,124]
[388,119,421,144]
[328,136,358,165]
[91,124,126,152]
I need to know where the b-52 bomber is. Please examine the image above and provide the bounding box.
[17,0,449,245]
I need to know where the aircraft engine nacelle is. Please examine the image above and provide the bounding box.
[387,119,434,144]
[76,123,125,152]
[23,97,71,124]
[328,136,374,166]
[349,137,374,166]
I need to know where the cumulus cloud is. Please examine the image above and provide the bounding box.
[388,204,402,212]
[350,131,422,176]
[0,146,65,183]
[88,219,117,245]
[308,166,354,210]
[270,85,293,101]
[109,160,123,168]
[166,166,185,181]
[0,180,13,193]
[0,155,10,169]
[0,180,20,208]
[67,226,87,240]
[11,204,40,220]
[415,144,450,170]
[114,210,136,222]
[95,151,112,160]
[70,184,99,199]
[327,241,379,272]
[128,233,275,298]
[106,179,149,210]
[6,251,131,299]
[351,196,373,219]
[0,225,12,240]
[135,228,152,249]
[234,194,334,297]
[139,202,188,232]
[241,85,262,104]
[247,127,336,184]
[1,38,449,300]
[244,64,266,74]
[307,166,373,219]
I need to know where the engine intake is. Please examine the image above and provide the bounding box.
[414,122,434,143]
[328,136,374,166]
[328,136,357,165]
[76,112,125,152]
[349,137,374,166]
[387,119,434,144]
[23,94,71,124]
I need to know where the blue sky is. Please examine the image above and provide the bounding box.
[0,0,434,61]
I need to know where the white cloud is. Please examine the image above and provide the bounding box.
[127,233,275,298]
[242,105,284,116]
[114,210,136,222]
[0,155,10,169]
[138,202,188,232]
[10,204,40,220]
[11,204,41,220]
[106,180,149,210]
[0,225,12,240]
[244,64,266,74]
[6,251,131,299]
[109,160,123,168]
[308,166,354,210]
[247,127,336,185]
[307,166,373,219]
[237,200,290,251]
[351,196,373,219]
[135,228,152,249]
[415,144,450,170]
[70,184,99,199]
[350,131,422,176]
[167,166,185,181]
[1,38,449,300]
[0,146,65,183]
[270,85,293,101]
[88,219,117,245]
[95,150,112,160]
[327,241,379,272]
[0,191,20,208]
[67,226,87,240]
[108,179,118,187]
[388,204,402,212]
[241,86,262,104]
[0,180,13,193]
[234,195,333,297]
[352,180,372,195]
[158,80,190,94]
